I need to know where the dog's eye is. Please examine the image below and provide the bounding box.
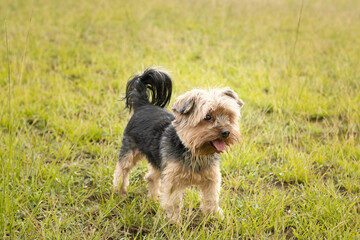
[204,114,212,121]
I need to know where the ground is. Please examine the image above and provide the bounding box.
[1,0,360,238]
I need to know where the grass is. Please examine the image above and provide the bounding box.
[1,0,360,238]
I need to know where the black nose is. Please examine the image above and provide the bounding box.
[221,129,230,138]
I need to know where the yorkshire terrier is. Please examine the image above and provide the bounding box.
[113,68,244,223]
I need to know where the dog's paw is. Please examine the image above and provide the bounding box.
[119,189,127,196]
[147,192,159,201]
[113,187,127,197]
[201,206,224,220]
[167,213,180,226]
[164,208,181,226]
[216,207,224,220]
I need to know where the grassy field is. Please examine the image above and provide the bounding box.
[1,0,360,238]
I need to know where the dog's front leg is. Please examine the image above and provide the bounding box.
[160,164,186,224]
[198,169,224,219]
[160,184,185,224]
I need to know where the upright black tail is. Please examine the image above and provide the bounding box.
[124,67,172,112]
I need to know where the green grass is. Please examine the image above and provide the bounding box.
[1,0,360,238]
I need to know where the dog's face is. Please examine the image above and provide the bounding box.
[172,88,244,156]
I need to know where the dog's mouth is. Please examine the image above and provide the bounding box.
[210,139,226,152]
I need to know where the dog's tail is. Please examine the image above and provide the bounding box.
[124,67,172,112]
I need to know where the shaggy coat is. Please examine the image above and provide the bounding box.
[113,68,244,223]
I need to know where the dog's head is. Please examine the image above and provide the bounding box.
[172,88,244,156]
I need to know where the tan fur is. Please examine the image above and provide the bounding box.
[160,161,223,223]
[113,150,143,195]
[172,88,243,155]
[145,164,161,199]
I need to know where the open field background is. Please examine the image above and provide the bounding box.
[1,0,360,238]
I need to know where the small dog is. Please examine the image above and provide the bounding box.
[113,68,244,223]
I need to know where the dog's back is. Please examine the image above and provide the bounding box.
[124,105,174,169]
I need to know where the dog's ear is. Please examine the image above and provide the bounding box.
[222,88,244,108]
[172,93,196,115]
[172,90,210,127]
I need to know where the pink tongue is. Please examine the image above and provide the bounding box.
[212,139,226,152]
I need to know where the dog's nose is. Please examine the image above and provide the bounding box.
[221,129,230,138]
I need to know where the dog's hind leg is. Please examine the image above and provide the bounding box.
[113,148,143,195]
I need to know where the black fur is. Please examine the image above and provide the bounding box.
[121,105,174,169]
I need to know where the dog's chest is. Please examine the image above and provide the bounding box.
[164,160,220,187]
[182,152,221,172]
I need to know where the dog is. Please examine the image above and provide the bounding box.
[113,68,244,223]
